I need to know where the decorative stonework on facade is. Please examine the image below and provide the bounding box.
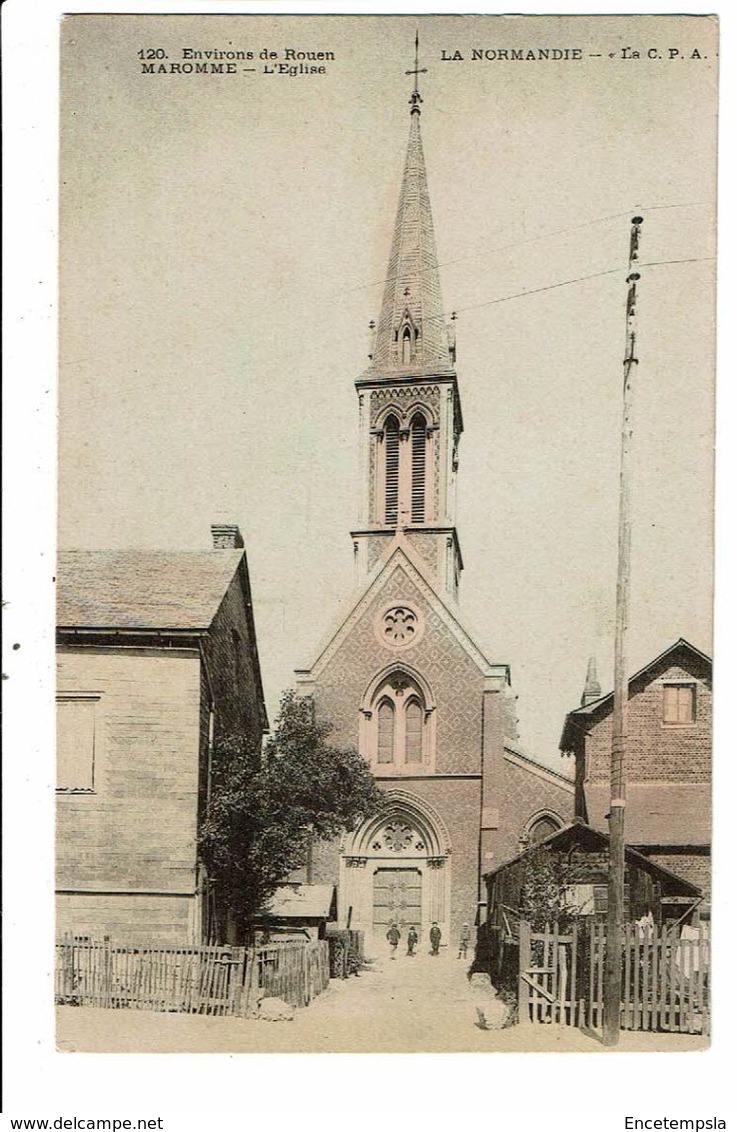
[375,602,424,650]
[369,385,441,428]
[404,532,438,573]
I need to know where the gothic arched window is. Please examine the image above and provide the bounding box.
[377,699,395,764]
[410,412,427,523]
[405,697,423,763]
[370,673,429,768]
[384,414,400,525]
[526,814,563,845]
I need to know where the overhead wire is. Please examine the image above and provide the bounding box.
[343,200,712,298]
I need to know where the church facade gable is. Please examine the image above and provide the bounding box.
[305,561,488,778]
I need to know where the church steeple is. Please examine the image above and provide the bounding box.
[367,43,454,379]
[352,48,464,598]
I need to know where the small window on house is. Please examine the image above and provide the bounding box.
[663,683,696,724]
[57,696,99,791]
[593,884,631,915]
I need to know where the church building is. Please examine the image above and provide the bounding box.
[295,69,573,948]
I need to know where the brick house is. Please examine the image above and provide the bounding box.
[560,639,711,912]
[56,524,268,946]
[293,84,574,949]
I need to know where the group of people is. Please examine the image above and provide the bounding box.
[386,922,471,958]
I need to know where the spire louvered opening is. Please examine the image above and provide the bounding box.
[384,415,400,525]
[410,413,427,523]
[402,326,413,366]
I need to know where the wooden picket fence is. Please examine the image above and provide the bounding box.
[518,919,709,1035]
[518,920,582,1027]
[256,939,331,1008]
[55,935,330,1015]
[586,920,710,1035]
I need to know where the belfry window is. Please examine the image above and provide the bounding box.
[410,413,427,523]
[384,415,400,525]
[402,326,413,366]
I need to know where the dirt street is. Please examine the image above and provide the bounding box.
[57,948,708,1054]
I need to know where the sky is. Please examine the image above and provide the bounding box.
[57,13,716,769]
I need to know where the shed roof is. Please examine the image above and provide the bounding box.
[583,782,710,847]
[261,885,337,921]
[57,549,244,631]
[483,821,701,897]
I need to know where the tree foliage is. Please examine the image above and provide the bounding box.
[519,848,576,931]
[198,691,384,933]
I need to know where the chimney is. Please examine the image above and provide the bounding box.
[581,655,602,707]
[211,523,244,550]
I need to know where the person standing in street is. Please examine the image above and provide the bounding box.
[386,922,401,959]
[429,921,441,956]
[458,923,471,959]
[406,925,418,957]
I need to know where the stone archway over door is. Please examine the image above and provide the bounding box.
[339,790,451,946]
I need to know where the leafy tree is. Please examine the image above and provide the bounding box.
[198,690,384,938]
[519,847,577,931]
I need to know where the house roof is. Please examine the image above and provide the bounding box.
[560,638,712,751]
[57,549,244,631]
[483,821,702,897]
[583,782,711,847]
[260,885,337,921]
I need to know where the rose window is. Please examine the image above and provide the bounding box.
[383,821,414,852]
[383,607,418,645]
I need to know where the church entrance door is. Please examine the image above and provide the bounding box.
[373,867,422,938]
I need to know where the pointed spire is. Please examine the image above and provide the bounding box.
[366,42,454,378]
[581,656,602,707]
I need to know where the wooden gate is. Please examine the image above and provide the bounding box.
[517,920,709,1034]
[518,920,582,1026]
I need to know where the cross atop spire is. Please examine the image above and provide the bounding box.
[406,31,427,115]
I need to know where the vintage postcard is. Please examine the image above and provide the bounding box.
[46,10,717,1063]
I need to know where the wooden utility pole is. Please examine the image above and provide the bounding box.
[602,215,643,1046]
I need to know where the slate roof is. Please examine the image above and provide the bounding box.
[583,782,711,847]
[57,549,244,631]
[364,106,454,379]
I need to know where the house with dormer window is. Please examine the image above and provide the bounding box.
[560,638,712,913]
